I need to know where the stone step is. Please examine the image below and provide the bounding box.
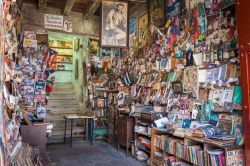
[53,86,73,90]
[50,123,85,131]
[47,134,85,144]
[47,100,79,106]
[49,95,77,100]
[50,127,85,137]
[50,91,75,96]
[47,105,79,110]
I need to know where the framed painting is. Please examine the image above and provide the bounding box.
[149,0,166,28]
[74,38,79,51]
[88,39,99,56]
[138,13,148,48]
[101,1,128,47]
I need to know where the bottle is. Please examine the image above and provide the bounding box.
[131,140,135,158]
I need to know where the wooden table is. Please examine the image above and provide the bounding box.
[63,115,95,148]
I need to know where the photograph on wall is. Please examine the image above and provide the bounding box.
[88,39,100,56]
[149,0,166,28]
[74,38,79,51]
[138,13,148,48]
[101,1,128,47]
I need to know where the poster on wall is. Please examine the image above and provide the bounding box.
[101,1,128,47]
[138,13,148,48]
[149,0,166,28]
[63,20,73,33]
[44,14,63,30]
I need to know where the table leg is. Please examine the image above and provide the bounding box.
[70,119,73,148]
[84,118,87,140]
[88,118,93,145]
[64,118,67,143]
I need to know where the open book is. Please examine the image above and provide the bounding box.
[196,124,236,140]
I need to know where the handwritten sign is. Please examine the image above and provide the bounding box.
[63,20,73,33]
[44,14,63,30]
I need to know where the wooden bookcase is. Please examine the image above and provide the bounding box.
[150,128,244,166]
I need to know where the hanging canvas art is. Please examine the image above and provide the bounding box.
[101,1,128,47]
[138,13,148,48]
[149,0,166,28]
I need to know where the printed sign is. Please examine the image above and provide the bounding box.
[63,20,73,33]
[226,149,245,166]
[23,39,37,48]
[44,14,63,30]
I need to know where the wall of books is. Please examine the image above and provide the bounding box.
[87,0,245,165]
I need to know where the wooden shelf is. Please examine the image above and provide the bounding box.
[150,128,243,166]
[57,54,73,57]
[135,130,151,138]
[94,127,107,130]
[50,46,73,49]
[55,70,72,71]
[52,62,73,64]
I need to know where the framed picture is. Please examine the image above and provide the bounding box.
[74,38,79,51]
[88,39,99,56]
[100,48,112,57]
[101,1,128,47]
[149,0,166,28]
[112,48,120,57]
[138,13,148,48]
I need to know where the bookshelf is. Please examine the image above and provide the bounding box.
[134,117,152,161]
[150,128,243,166]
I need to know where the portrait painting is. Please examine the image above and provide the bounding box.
[88,39,100,56]
[101,1,128,47]
[138,13,148,48]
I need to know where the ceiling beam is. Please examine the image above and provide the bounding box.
[63,0,76,15]
[38,0,47,11]
[83,0,101,20]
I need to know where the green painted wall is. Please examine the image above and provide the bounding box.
[48,32,75,83]
[48,32,89,111]
[72,37,88,111]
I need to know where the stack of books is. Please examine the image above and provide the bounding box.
[207,149,225,166]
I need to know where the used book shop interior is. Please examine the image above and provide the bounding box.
[1,0,250,165]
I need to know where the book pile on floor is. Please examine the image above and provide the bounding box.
[9,141,41,166]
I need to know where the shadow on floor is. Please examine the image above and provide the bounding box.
[47,141,146,166]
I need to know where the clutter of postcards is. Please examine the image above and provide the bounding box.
[1,1,55,162]
[87,0,243,146]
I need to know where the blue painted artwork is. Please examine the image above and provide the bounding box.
[129,18,137,35]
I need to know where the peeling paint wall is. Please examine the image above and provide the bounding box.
[21,3,99,38]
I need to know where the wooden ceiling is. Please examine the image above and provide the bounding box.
[22,0,144,18]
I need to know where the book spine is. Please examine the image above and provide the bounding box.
[218,154,224,166]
